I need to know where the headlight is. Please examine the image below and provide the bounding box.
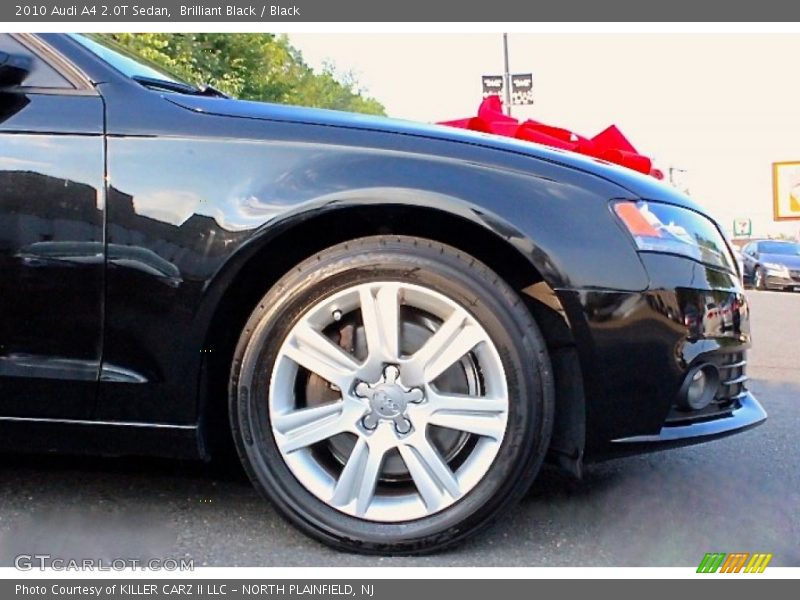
[763,262,789,275]
[613,200,736,272]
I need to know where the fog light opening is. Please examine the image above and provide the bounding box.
[678,365,719,411]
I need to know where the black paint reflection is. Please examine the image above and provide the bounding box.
[0,93,30,123]
[0,169,103,368]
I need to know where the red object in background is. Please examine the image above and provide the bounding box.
[439,96,662,179]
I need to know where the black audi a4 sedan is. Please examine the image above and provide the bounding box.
[0,33,766,554]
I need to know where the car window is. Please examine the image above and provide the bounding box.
[743,243,754,256]
[68,34,192,87]
[0,34,73,89]
[759,241,800,256]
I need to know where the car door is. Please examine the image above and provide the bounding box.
[0,34,105,419]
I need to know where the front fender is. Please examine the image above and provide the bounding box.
[99,131,648,425]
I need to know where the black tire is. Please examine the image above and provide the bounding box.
[229,236,554,554]
[755,266,767,291]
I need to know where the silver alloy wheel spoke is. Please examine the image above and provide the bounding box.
[426,391,507,441]
[398,439,462,512]
[359,284,400,370]
[270,281,509,522]
[330,436,389,515]
[402,310,488,387]
[283,321,361,391]
[273,401,353,453]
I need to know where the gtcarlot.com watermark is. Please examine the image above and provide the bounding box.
[14,554,194,571]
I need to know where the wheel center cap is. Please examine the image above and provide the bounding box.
[355,365,423,432]
[371,385,407,418]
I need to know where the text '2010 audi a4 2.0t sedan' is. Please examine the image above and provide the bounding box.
[0,33,766,554]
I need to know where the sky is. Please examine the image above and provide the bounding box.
[289,33,800,240]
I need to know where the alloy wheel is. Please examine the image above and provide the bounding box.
[269,281,509,522]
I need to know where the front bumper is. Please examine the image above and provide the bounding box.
[610,391,766,452]
[764,271,800,290]
[555,253,766,461]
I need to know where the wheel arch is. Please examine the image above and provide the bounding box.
[196,202,585,476]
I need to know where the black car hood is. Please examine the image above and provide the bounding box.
[761,253,800,269]
[165,95,702,212]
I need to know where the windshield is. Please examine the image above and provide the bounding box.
[68,33,194,88]
[759,241,800,256]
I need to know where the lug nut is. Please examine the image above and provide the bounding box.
[407,388,424,403]
[384,365,400,384]
[332,309,342,321]
[362,414,379,430]
[393,417,412,434]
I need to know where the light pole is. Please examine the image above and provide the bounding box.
[503,33,512,117]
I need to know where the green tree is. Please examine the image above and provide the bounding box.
[99,33,385,115]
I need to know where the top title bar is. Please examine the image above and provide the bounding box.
[4,0,800,22]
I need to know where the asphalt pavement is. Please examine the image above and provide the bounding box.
[1,290,798,567]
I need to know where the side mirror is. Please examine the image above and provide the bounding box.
[0,51,32,89]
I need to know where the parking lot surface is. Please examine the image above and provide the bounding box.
[1,290,798,567]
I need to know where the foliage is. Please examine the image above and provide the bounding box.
[98,33,385,115]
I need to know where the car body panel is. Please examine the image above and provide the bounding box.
[0,88,105,419]
[97,131,651,424]
[161,93,710,216]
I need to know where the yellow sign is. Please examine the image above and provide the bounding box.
[773,161,800,221]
